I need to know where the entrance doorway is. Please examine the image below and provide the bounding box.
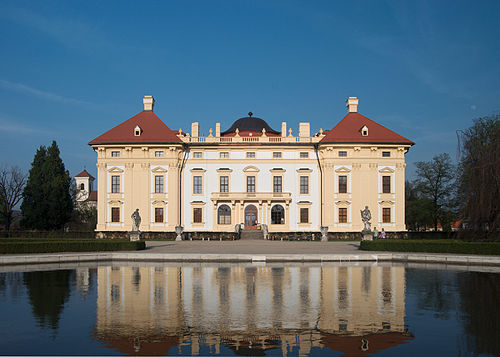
[244,205,258,229]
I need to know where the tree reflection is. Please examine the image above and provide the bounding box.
[23,270,73,331]
[406,269,457,319]
[458,272,500,356]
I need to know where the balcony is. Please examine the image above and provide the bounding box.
[211,192,292,203]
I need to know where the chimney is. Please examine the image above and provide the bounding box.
[299,122,310,137]
[346,97,358,113]
[281,122,287,137]
[191,122,199,137]
[143,95,154,111]
[216,123,221,137]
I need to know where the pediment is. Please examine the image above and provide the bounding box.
[108,167,124,173]
[151,167,167,173]
[335,166,351,173]
[379,200,395,206]
[379,167,395,173]
[335,200,351,206]
[243,166,260,173]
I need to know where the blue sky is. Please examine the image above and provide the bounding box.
[0,0,499,180]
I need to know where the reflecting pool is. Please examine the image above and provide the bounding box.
[0,262,499,356]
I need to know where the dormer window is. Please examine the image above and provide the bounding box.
[361,125,369,137]
[134,125,142,136]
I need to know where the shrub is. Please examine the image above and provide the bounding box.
[360,240,500,255]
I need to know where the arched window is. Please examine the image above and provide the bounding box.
[271,205,285,224]
[218,204,231,225]
[80,183,85,190]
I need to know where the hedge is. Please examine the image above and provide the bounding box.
[0,239,145,254]
[0,231,95,239]
[359,240,500,255]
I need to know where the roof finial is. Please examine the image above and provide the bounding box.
[248,112,253,117]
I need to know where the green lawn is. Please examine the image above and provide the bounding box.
[359,239,500,255]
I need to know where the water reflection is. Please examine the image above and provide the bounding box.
[23,270,73,331]
[94,265,411,355]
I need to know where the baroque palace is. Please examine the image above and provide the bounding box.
[88,96,413,234]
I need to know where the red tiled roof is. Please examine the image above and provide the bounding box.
[75,170,95,179]
[321,112,414,145]
[89,111,182,145]
[321,331,413,356]
[86,190,97,202]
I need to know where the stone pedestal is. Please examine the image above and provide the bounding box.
[361,229,373,241]
[175,226,184,241]
[320,226,329,242]
[129,231,141,241]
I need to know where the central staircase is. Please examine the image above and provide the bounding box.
[240,230,264,240]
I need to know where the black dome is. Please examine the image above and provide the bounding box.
[221,116,280,135]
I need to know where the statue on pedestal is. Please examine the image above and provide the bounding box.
[360,206,373,240]
[130,209,141,241]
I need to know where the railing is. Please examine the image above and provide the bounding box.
[211,192,292,202]
[181,135,323,144]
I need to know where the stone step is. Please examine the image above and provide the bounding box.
[240,230,264,240]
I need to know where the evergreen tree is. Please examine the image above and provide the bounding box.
[21,141,73,230]
[21,146,47,229]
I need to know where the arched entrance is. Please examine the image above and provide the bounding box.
[244,205,258,229]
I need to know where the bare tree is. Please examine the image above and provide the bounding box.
[414,153,456,231]
[458,115,500,238]
[0,166,27,230]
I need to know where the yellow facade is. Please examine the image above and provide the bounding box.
[91,96,412,233]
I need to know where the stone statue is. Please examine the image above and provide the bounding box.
[131,209,141,232]
[360,206,372,232]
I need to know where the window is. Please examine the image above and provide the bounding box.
[300,152,309,158]
[383,208,391,223]
[273,176,282,193]
[220,152,229,159]
[300,208,309,223]
[338,151,347,157]
[338,175,347,193]
[273,152,282,158]
[111,151,120,157]
[271,205,285,224]
[111,207,120,222]
[80,183,85,190]
[339,208,347,223]
[300,176,309,194]
[382,176,391,193]
[155,208,164,223]
[111,176,120,193]
[246,152,255,158]
[193,152,202,158]
[220,176,229,193]
[155,151,164,157]
[382,151,390,157]
[193,176,202,194]
[193,208,202,223]
[218,205,231,224]
[155,176,164,193]
[247,176,255,193]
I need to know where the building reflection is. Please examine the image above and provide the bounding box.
[94,264,411,356]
